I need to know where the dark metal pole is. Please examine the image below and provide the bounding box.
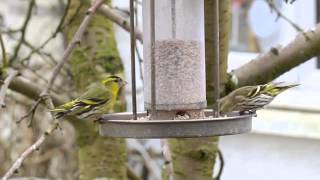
[150,0,156,116]
[213,0,220,117]
[316,0,320,68]
[130,0,137,120]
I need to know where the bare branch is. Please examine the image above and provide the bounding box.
[8,77,64,106]
[16,98,42,125]
[127,139,162,180]
[1,123,59,180]
[161,139,173,180]
[284,0,297,4]
[2,1,105,179]
[0,69,19,108]
[21,40,58,65]
[0,33,7,67]
[37,0,71,49]
[266,0,303,33]
[97,3,143,43]
[44,0,104,94]
[136,43,144,80]
[63,2,84,30]
[230,24,320,88]
[20,0,72,63]
[10,0,36,62]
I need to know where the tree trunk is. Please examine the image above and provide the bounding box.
[65,1,127,179]
[169,1,231,180]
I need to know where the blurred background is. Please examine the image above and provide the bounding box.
[1,0,320,179]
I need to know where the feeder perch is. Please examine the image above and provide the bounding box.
[99,0,253,138]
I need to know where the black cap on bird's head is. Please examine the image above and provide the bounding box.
[102,75,127,87]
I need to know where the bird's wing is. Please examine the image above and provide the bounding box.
[78,82,112,105]
[51,83,111,118]
[262,83,299,97]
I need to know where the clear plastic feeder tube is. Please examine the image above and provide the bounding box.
[143,0,206,110]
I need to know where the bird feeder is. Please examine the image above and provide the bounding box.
[143,0,206,112]
[99,0,252,138]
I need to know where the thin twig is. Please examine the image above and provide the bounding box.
[44,0,104,94]
[16,63,69,94]
[266,0,303,33]
[113,6,130,16]
[20,0,71,63]
[97,3,143,43]
[136,38,143,81]
[63,1,84,30]
[1,123,59,180]
[284,0,296,4]
[212,149,224,180]
[21,40,58,66]
[40,94,58,126]
[161,139,173,180]
[1,1,104,179]
[0,69,19,108]
[10,0,36,63]
[16,98,42,125]
[0,33,7,67]
[99,2,144,80]
[37,0,71,49]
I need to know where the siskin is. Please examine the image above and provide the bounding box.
[218,82,299,115]
[52,75,127,119]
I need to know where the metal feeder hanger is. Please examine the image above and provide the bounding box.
[99,0,253,138]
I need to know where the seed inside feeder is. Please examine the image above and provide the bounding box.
[144,39,206,110]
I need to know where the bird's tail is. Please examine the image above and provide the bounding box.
[50,99,80,119]
[264,82,299,96]
[51,107,73,119]
[51,98,108,119]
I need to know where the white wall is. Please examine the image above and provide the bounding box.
[220,133,320,180]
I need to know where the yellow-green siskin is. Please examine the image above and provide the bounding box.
[52,75,126,119]
[218,82,299,115]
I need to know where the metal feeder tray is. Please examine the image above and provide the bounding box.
[99,109,253,138]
